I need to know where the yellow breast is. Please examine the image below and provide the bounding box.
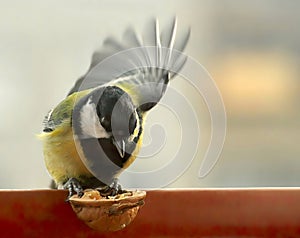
[38,122,92,186]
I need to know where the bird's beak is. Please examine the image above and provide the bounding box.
[113,139,126,158]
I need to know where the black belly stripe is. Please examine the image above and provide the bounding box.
[78,118,143,185]
[78,137,124,185]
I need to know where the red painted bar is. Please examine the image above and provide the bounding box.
[0,188,300,237]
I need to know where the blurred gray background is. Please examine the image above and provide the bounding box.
[0,0,299,189]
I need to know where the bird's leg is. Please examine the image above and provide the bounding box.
[63,178,84,201]
[97,178,126,197]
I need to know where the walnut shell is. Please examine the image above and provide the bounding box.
[69,190,146,232]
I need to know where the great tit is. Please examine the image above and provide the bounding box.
[39,18,190,198]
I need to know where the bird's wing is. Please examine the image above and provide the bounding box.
[68,17,190,111]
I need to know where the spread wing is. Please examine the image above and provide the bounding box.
[68,17,190,112]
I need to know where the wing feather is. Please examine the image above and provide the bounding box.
[68,17,190,112]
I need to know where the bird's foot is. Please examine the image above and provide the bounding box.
[97,178,126,197]
[63,178,84,201]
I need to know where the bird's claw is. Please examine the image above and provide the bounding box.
[97,178,126,197]
[63,178,84,201]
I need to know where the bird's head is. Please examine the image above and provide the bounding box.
[97,86,140,158]
[75,86,140,159]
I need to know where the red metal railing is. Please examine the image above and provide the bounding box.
[1,188,300,237]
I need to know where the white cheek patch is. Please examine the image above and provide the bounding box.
[79,97,110,138]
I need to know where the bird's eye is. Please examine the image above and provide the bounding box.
[100,116,111,131]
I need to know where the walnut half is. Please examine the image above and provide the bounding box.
[69,189,146,232]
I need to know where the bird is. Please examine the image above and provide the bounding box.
[38,17,190,199]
